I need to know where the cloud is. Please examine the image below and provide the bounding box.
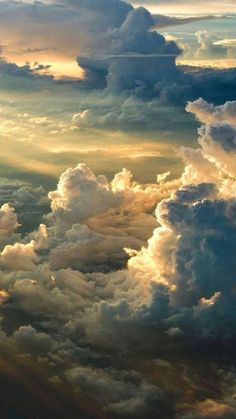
[186,99,236,179]
[131,0,236,11]
[0,55,55,91]
[66,366,173,417]
[1,100,236,342]
[0,0,132,64]
[48,223,142,272]
[0,203,20,248]
[0,240,39,271]
[127,97,236,340]
[13,324,55,354]
[173,27,236,64]
[0,98,236,415]
[76,5,181,93]
[195,30,228,59]
[0,179,50,235]
[48,163,123,225]
[186,98,236,124]
[152,14,218,29]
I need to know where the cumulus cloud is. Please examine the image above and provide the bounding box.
[0,240,39,271]
[0,55,56,92]
[195,30,227,59]
[0,99,236,416]
[76,5,181,93]
[185,99,236,180]
[1,100,236,335]
[0,203,20,248]
[66,366,173,417]
[186,98,236,125]
[127,98,236,340]
[13,324,55,354]
[71,63,236,131]
[48,163,170,226]
[46,163,176,272]
[48,163,123,225]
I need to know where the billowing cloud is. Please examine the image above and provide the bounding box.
[0,203,20,248]
[0,98,235,416]
[127,98,236,341]
[77,5,181,92]
[0,240,39,271]
[195,30,227,59]
[66,366,173,417]
[47,163,176,271]
[186,98,236,124]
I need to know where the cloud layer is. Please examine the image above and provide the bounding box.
[0,1,236,417]
[0,98,235,417]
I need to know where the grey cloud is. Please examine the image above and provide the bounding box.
[0,179,49,233]
[198,123,236,152]
[49,223,142,272]
[66,366,174,417]
[153,14,219,29]
[13,324,55,354]
[122,98,236,344]
[1,0,236,133]
[77,6,181,93]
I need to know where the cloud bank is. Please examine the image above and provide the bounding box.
[0,0,236,134]
[0,98,235,417]
[1,1,236,416]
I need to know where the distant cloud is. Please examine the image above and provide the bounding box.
[131,0,236,13]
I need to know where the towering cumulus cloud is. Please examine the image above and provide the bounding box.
[0,98,236,417]
[77,5,181,92]
[128,98,236,338]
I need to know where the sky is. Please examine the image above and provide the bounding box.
[0,1,236,418]
[133,0,236,15]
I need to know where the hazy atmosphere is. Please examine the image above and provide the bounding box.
[0,0,236,418]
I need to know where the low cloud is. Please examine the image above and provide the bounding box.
[0,98,235,416]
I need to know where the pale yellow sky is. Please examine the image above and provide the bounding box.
[132,1,236,15]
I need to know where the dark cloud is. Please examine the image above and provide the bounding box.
[76,5,181,93]
[0,56,56,90]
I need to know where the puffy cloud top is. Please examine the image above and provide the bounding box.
[48,163,122,225]
[187,98,236,125]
